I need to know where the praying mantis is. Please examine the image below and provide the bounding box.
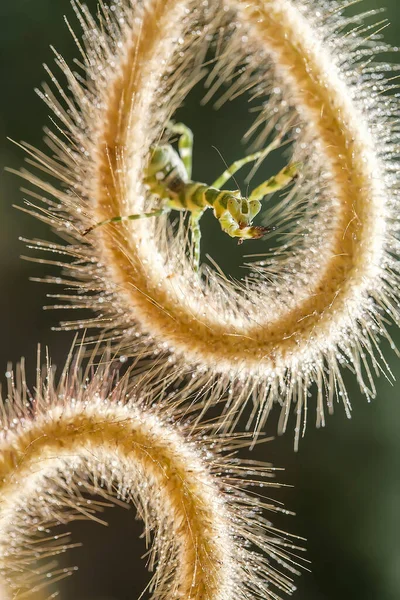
[84,122,299,271]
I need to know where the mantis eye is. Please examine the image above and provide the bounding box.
[249,200,262,219]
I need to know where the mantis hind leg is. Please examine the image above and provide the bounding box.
[167,122,194,178]
[82,207,169,235]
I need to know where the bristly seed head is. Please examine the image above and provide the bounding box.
[0,348,305,599]
[16,0,400,448]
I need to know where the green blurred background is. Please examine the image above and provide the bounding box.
[0,1,399,599]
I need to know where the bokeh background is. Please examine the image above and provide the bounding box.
[0,1,399,599]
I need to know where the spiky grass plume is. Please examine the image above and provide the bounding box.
[0,347,304,599]
[17,0,400,447]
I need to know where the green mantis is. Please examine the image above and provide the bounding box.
[84,123,299,271]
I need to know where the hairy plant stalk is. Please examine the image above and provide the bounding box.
[19,0,400,445]
[0,351,303,599]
